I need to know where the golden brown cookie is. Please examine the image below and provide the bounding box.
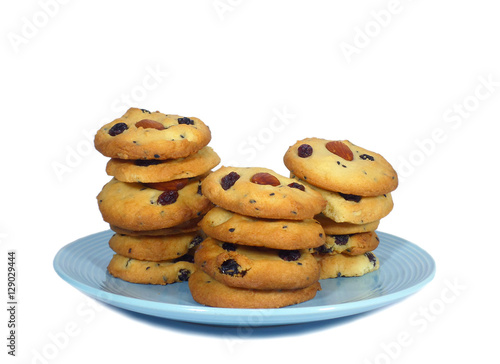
[284,138,398,196]
[315,214,380,235]
[109,216,203,236]
[194,237,320,290]
[106,146,220,183]
[316,251,379,279]
[311,231,380,256]
[294,177,393,224]
[94,108,211,160]
[201,166,326,220]
[97,177,212,231]
[199,207,325,250]
[188,270,321,308]
[107,254,195,284]
[108,232,205,261]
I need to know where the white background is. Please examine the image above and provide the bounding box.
[1,0,499,363]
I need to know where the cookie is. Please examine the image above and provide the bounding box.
[312,231,380,256]
[315,214,380,235]
[94,108,211,160]
[294,177,393,224]
[97,177,212,231]
[108,232,205,261]
[316,252,379,279]
[106,146,221,183]
[107,254,195,285]
[188,270,321,308]
[109,217,203,236]
[199,207,325,250]
[201,166,326,220]
[284,138,398,196]
[194,238,320,290]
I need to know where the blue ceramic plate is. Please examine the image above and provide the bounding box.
[54,230,435,326]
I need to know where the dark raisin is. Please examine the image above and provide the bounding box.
[134,159,163,167]
[338,192,362,203]
[334,235,349,245]
[360,154,375,161]
[287,182,305,191]
[222,242,237,251]
[220,172,240,190]
[249,199,256,204]
[178,117,194,125]
[219,259,245,276]
[298,144,313,158]
[278,250,301,261]
[108,122,128,136]
[315,244,334,254]
[140,108,151,113]
[178,269,191,281]
[157,190,179,205]
[365,252,377,267]
[197,184,203,195]
[128,248,132,253]
[154,154,160,158]
[228,228,235,232]
[189,235,204,249]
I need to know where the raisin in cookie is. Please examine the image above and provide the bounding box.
[315,214,380,235]
[294,177,393,224]
[316,252,379,279]
[108,232,205,261]
[199,207,325,250]
[189,270,321,309]
[195,238,320,290]
[94,108,211,160]
[312,231,380,256]
[107,254,195,284]
[201,166,326,220]
[97,177,212,231]
[284,138,398,196]
[106,146,220,183]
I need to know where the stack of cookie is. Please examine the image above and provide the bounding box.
[93,107,220,285]
[189,166,327,308]
[284,138,398,279]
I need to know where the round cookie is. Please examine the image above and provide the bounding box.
[194,238,320,290]
[199,207,325,250]
[106,146,221,183]
[315,214,380,235]
[94,107,211,160]
[201,166,326,220]
[97,177,212,231]
[108,232,205,261]
[107,254,195,285]
[315,252,379,279]
[295,177,393,224]
[109,216,203,236]
[188,270,321,309]
[284,138,398,196]
[312,231,380,256]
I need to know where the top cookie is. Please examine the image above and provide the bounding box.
[283,138,398,196]
[201,166,326,220]
[94,108,211,160]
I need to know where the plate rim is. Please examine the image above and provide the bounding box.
[54,230,435,326]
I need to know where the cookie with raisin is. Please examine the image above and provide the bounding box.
[97,176,212,231]
[194,237,320,290]
[284,138,398,196]
[199,207,325,250]
[106,146,220,183]
[188,269,321,308]
[314,214,380,235]
[201,166,326,220]
[107,254,195,285]
[108,231,205,261]
[294,177,393,224]
[315,251,380,279]
[94,108,211,160]
[311,231,380,256]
